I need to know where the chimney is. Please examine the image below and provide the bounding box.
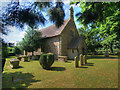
[69,6,74,20]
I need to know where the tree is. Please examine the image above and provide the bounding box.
[78,26,102,54]
[2,1,65,31]
[71,2,120,53]
[19,27,42,56]
[14,46,22,56]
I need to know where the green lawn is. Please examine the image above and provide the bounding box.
[2,55,118,88]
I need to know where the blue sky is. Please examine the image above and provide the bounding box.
[2,2,82,43]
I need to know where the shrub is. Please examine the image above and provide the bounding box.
[39,53,55,70]
[14,46,22,55]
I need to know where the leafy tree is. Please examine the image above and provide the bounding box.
[78,26,102,54]
[14,46,22,55]
[71,2,120,53]
[2,1,65,31]
[19,27,42,56]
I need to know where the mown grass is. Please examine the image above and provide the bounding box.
[2,55,118,88]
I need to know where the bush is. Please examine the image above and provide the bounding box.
[14,46,22,55]
[39,53,55,70]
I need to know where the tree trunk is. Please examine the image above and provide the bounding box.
[110,43,113,53]
[105,45,109,57]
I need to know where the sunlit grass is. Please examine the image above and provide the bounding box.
[2,55,118,88]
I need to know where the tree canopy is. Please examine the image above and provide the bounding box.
[2,1,65,31]
[19,27,42,55]
[71,2,120,53]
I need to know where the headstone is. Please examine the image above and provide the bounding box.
[83,55,87,64]
[58,56,67,62]
[80,54,83,66]
[75,56,79,68]
[85,55,87,64]
[9,59,20,68]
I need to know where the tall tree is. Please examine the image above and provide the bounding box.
[78,26,102,54]
[71,2,120,53]
[19,27,42,56]
[2,1,65,31]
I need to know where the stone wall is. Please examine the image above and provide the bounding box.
[60,19,79,56]
[67,49,78,59]
[42,36,60,59]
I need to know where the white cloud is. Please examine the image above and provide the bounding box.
[64,0,70,5]
[19,31,26,38]
[4,26,26,42]
[65,9,69,14]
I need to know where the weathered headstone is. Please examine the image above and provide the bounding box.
[83,55,87,64]
[75,56,79,68]
[9,59,20,69]
[80,54,83,66]
[83,55,85,64]
[58,56,67,62]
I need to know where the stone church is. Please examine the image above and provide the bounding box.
[27,6,87,59]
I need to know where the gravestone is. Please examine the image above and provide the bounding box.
[83,55,87,64]
[9,59,20,69]
[58,56,67,62]
[80,54,83,66]
[75,56,79,68]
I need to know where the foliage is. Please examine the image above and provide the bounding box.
[19,27,42,55]
[78,26,102,53]
[48,2,65,28]
[7,47,14,54]
[13,46,22,55]
[2,1,65,30]
[71,2,120,53]
[39,53,55,70]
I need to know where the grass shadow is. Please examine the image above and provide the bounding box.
[49,67,66,71]
[87,55,118,59]
[66,61,71,63]
[12,66,24,69]
[2,72,41,88]
[85,63,94,66]
[79,67,88,68]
